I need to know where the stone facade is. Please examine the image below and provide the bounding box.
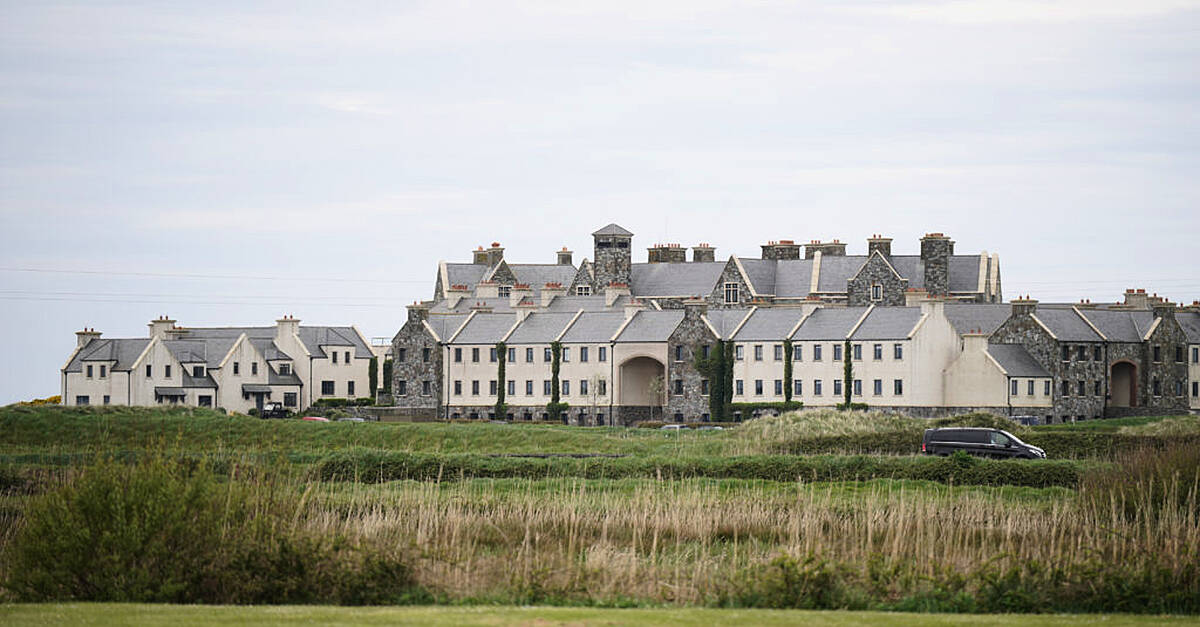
[1143,309,1191,413]
[846,252,908,306]
[390,305,442,418]
[567,260,594,294]
[647,245,687,264]
[920,234,953,296]
[760,241,802,260]
[990,311,1105,422]
[664,302,719,421]
[593,231,632,290]
[706,259,756,309]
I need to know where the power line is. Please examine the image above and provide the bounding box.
[0,266,429,284]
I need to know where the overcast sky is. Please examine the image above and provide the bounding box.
[2,0,1199,404]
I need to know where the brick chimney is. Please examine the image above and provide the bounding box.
[1123,288,1149,309]
[605,281,630,307]
[486,242,504,267]
[920,232,954,296]
[556,247,573,266]
[1011,295,1038,318]
[647,243,686,263]
[276,314,301,342]
[867,234,892,259]
[446,284,469,309]
[541,282,566,307]
[472,246,488,265]
[509,283,533,308]
[148,315,177,339]
[624,298,646,320]
[1152,300,1176,321]
[761,239,801,260]
[475,280,499,299]
[76,327,101,348]
[692,243,715,263]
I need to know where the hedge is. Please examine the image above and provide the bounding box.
[317,449,1083,488]
[768,431,1200,460]
[312,398,374,408]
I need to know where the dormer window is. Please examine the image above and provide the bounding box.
[279,363,291,375]
[723,282,739,304]
[498,286,511,297]
[193,366,204,377]
[576,286,591,296]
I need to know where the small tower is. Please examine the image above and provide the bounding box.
[592,223,633,289]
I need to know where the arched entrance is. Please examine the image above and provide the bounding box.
[1110,361,1137,408]
[619,356,665,407]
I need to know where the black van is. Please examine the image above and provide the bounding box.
[921,428,1046,459]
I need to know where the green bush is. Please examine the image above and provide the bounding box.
[312,398,374,408]
[2,454,425,604]
[730,402,803,416]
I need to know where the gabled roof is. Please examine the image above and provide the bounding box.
[630,262,725,297]
[1178,312,1200,343]
[1075,309,1156,343]
[592,223,633,236]
[560,312,627,343]
[450,313,517,344]
[815,256,869,292]
[614,310,685,343]
[426,314,470,342]
[850,307,924,340]
[790,307,870,340]
[705,309,752,340]
[182,370,218,388]
[430,297,513,314]
[185,325,372,359]
[542,295,624,312]
[1032,308,1104,342]
[736,258,778,296]
[733,308,808,341]
[65,338,151,372]
[772,259,815,298]
[987,344,1051,377]
[509,264,578,295]
[444,263,488,290]
[505,312,577,344]
[944,303,1012,336]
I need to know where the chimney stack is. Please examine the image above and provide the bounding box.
[804,240,847,259]
[475,280,499,299]
[472,246,489,265]
[1011,295,1038,318]
[148,315,177,339]
[867,234,892,259]
[624,298,646,320]
[541,282,566,307]
[761,239,801,260]
[962,332,989,354]
[486,241,504,267]
[920,232,954,296]
[1123,288,1149,309]
[556,247,573,266]
[76,327,101,348]
[1152,300,1176,321]
[605,281,631,307]
[470,301,494,314]
[276,314,302,341]
[509,283,533,308]
[692,243,715,263]
[446,284,469,309]
[647,243,686,263]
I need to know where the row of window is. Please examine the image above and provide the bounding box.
[329,351,353,364]
[78,391,301,408]
[396,347,432,363]
[453,346,610,364]
[319,380,356,396]
[449,379,610,397]
[733,343,903,362]
[1010,379,1052,396]
[731,378,904,397]
[1055,378,1191,398]
[1061,344,1195,364]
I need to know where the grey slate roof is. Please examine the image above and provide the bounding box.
[592,223,634,236]
[615,310,685,343]
[66,338,151,372]
[737,258,777,296]
[1032,308,1103,342]
[944,303,1012,336]
[425,314,470,342]
[790,307,869,340]
[887,256,924,289]
[444,263,488,290]
[184,325,372,360]
[987,344,1051,377]
[815,256,869,292]
[450,313,518,344]
[773,259,814,298]
[297,326,372,359]
[505,313,577,344]
[733,308,808,341]
[1178,312,1200,343]
[560,312,627,343]
[430,297,513,314]
[543,295,625,312]
[1075,309,1155,343]
[630,262,725,297]
[509,264,578,293]
[182,371,217,388]
[705,308,752,340]
[268,369,303,386]
[948,256,982,293]
[851,307,923,340]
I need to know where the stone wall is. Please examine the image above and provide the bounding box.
[846,254,908,306]
[706,259,756,309]
[593,235,632,289]
[920,235,953,296]
[1144,314,1191,413]
[664,304,719,421]
[990,312,1106,421]
[391,308,442,416]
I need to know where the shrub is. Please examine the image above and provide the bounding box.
[2,454,424,604]
[1081,441,1200,521]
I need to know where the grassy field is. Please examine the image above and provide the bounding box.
[3,604,1197,626]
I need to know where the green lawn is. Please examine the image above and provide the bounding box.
[2,604,1196,626]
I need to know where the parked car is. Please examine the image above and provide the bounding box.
[337,416,366,423]
[1011,415,1041,427]
[696,425,724,431]
[260,402,289,419]
[922,428,1045,459]
[660,424,689,431]
[301,416,330,422]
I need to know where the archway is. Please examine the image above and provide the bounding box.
[619,356,665,407]
[1110,362,1137,408]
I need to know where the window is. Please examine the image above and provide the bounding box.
[454,348,462,363]
[580,379,589,396]
[507,380,515,395]
[490,348,498,362]
[544,380,552,395]
[99,365,107,378]
[873,344,882,360]
[1094,346,1102,361]
[1194,347,1199,363]
[871,284,883,301]
[1011,379,1019,396]
[701,379,710,395]
[472,348,480,363]
[1193,381,1198,398]
[1153,345,1161,363]
[853,344,862,361]
[774,345,783,361]
[454,380,462,396]
[894,379,903,395]
[794,380,803,396]
[754,345,763,361]
[398,348,407,362]
[1077,380,1085,396]
[344,351,351,364]
[525,380,533,395]
[1062,345,1070,362]
[813,345,822,361]
[1094,380,1102,396]
[1027,380,1034,396]
[544,348,552,362]
[598,380,607,396]
[1153,378,1162,396]
[348,381,355,396]
[1176,346,1185,363]
[472,380,480,395]
[422,380,431,395]
[1061,381,1070,397]
[562,380,570,395]
[675,345,684,361]
[86,365,93,378]
[233,362,240,375]
[853,379,862,396]
[103,395,111,405]
[1044,381,1051,395]
[188,365,203,377]
[251,362,258,376]
[507,347,516,362]
[814,379,823,395]
[76,396,89,406]
[562,348,570,362]
[1077,345,1086,361]
[599,346,607,362]
[398,380,408,395]
[702,344,711,359]
[833,344,842,361]
[894,344,903,360]
[146,364,152,378]
[283,393,297,407]
[724,282,739,304]
[581,347,589,363]
[833,380,842,396]
[794,345,802,361]
[754,379,763,395]
[321,380,334,395]
[281,363,292,375]
[774,379,782,395]
[673,379,683,395]
[1175,380,1184,397]
[873,379,882,396]
[165,365,171,379]
[735,380,744,395]
[490,380,498,395]
[576,286,591,296]
[332,351,338,364]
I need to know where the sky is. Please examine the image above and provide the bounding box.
[1,0,1199,404]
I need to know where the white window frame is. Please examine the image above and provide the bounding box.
[723,282,739,304]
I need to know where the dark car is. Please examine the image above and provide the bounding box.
[921,427,1045,459]
[260,402,289,419]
